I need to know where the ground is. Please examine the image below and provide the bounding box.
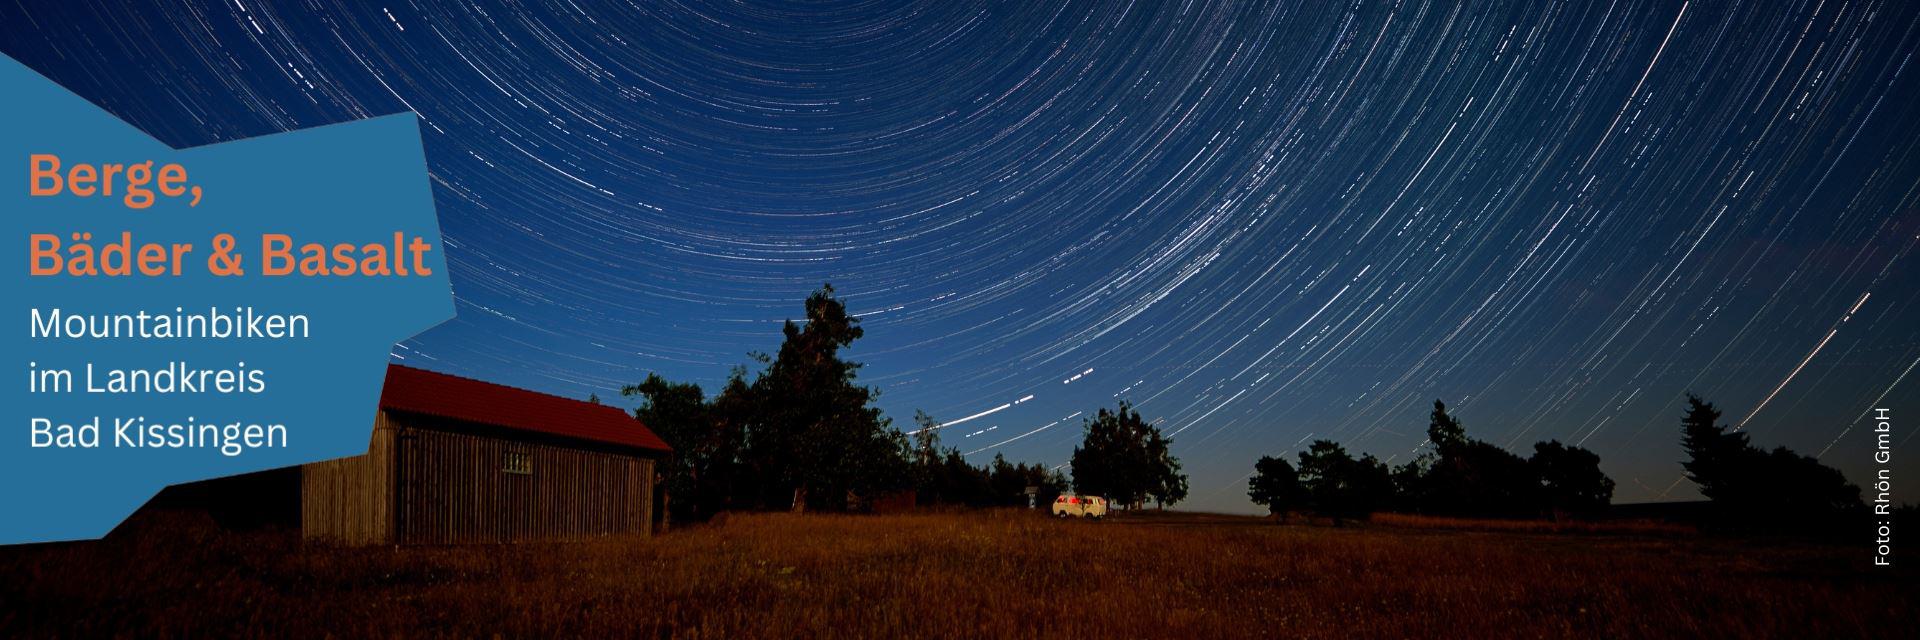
[0,508,1911,637]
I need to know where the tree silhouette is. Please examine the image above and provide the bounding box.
[1265,399,1623,519]
[1294,440,1391,522]
[1679,395,1753,506]
[1294,440,1352,517]
[1247,455,1303,518]
[629,284,1093,516]
[1071,402,1187,509]
[1146,428,1188,508]
[906,411,946,503]
[1389,452,1435,512]
[1419,400,1538,517]
[1427,399,1468,450]
[1347,453,1395,517]
[1680,394,1862,532]
[989,454,1069,507]
[913,409,944,468]
[1529,440,1614,515]
[626,373,740,522]
[744,284,909,512]
[1757,446,1865,526]
[907,411,1066,507]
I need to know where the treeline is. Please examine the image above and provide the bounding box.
[1248,400,1613,522]
[1679,395,1864,534]
[906,401,1189,510]
[910,412,1069,508]
[1250,396,1867,533]
[624,284,909,520]
[623,284,1084,523]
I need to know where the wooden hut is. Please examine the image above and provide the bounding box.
[302,364,671,545]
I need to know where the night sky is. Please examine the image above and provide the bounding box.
[5,1,1917,513]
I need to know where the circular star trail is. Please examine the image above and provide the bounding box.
[5,0,1918,511]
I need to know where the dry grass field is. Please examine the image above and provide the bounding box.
[1366,511,1699,536]
[1,508,1912,638]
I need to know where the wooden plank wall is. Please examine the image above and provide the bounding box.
[303,411,656,545]
[300,412,396,545]
[394,421,654,544]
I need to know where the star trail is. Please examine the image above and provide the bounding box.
[4,0,1917,512]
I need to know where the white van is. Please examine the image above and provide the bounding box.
[1051,494,1108,519]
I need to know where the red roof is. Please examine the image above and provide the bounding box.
[378,364,670,453]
